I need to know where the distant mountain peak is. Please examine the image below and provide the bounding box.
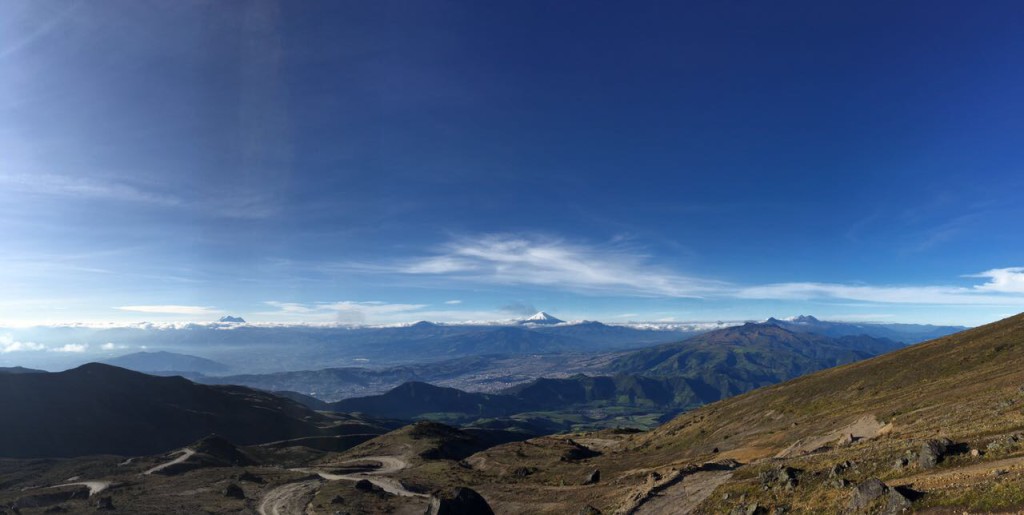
[218,316,246,323]
[790,315,820,323]
[523,312,564,325]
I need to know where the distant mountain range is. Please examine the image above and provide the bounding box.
[308,322,904,431]
[1,314,965,376]
[764,314,966,343]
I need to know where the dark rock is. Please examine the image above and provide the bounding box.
[95,496,114,511]
[238,471,265,484]
[43,507,68,513]
[847,478,911,514]
[224,483,245,499]
[331,495,345,504]
[354,479,378,493]
[426,487,494,515]
[919,438,951,469]
[578,506,602,515]
[560,440,601,462]
[730,503,766,515]
[986,433,1021,454]
[508,466,536,478]
[829,460,854,478]
[584,469,601,485]
[760,465,800,489]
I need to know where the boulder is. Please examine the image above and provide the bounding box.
[847,478,911,514]
[426,487,494,515]
[224,483,244,499]
[829,460,854,478]
[730,503,766,515]
[759,465,799,489]
[584,469,601,485]
[836,433,855,447]
[95,496,115,511]
[919,438,951,469]
[578,506,602,515]
[238,471,265,484]
[354,479,379,493]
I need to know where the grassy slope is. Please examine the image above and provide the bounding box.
[432,313,1024,513]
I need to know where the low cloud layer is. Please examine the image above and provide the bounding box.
[0,334,45,353]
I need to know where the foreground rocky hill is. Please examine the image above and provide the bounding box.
[309,312,1024,513]
[0,314,1015,513]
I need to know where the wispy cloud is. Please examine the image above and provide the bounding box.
[258,300,522,325]
[362,234,1024,308]
[260,300,428,324]
[0,173,182,207]
[0,2,82,60]
[735,278,1024,306]
[444,300,463,305]
[0,173,279,220]
[115,305,222,315]
[389,234,725,298]
[970,267,1024,293]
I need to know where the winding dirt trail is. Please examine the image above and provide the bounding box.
[142,448,195,475]
[890,455,1024,490]
[257,479,321,515]
[294,455,425,497]
[37,480,112,497]
[256,455,424,515]
[636,470,734,515]
[776,414,889,458]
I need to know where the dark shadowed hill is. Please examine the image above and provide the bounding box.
[502,374,707,408]
[0,366,46,374]
[0,363,392,458]
[330,381,529,420]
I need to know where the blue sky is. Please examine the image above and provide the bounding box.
[2,1,1024,327]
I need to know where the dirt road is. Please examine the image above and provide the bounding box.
[143,448,196,475]
[295,455,425,497]
[636,470,734,514]
[257,479,321,515]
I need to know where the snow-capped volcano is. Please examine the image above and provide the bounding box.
[521,311,565,325]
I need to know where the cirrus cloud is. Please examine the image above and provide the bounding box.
[357,234,1024,308]
[115,305,222,315]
